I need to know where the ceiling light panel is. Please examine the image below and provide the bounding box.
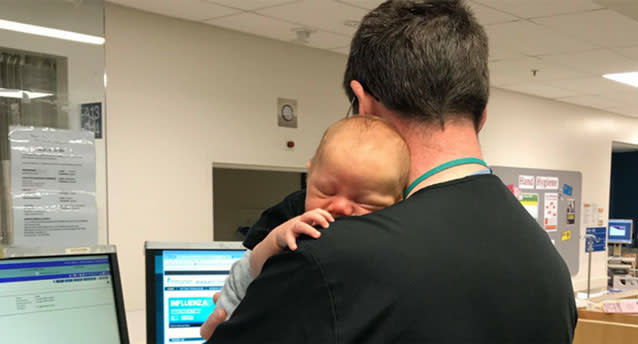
[604,72,638,88]
[257,1,368,35]
[486,20,595,56]
[472,0,603,18]
[534,10,638,48]
[205,0,300,11]
[0,19,104,45]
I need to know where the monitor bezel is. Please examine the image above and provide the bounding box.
[608,219,634,245]
[0,246,130,344]
[144,241,245,344]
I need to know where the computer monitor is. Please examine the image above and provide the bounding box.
[0,246,129,344]
[608,219,633,245]
[145,241,246,344]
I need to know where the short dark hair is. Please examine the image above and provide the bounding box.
[343,0,489,129]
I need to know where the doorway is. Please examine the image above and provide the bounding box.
[212,164,306,241]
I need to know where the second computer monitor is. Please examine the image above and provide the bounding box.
[145,241,245,344]
[608,219,633,245]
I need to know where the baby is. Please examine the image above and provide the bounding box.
[201,115,410,338]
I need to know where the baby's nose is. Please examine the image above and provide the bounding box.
[327,198,354,218]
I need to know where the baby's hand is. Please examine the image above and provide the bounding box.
[270,208,335,251]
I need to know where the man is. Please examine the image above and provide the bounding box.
[204,0,578,342]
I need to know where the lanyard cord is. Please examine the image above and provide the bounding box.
[403,157,488,199]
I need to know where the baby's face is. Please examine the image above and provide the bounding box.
[304,149,402,218]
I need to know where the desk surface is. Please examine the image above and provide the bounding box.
[608,263,631,269]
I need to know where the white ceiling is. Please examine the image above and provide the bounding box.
[108,0,638,118]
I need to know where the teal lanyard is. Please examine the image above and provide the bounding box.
[403,157,488,199]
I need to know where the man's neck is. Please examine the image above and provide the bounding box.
[395,119,486,197]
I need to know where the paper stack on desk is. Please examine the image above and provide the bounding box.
[602,299,638,314]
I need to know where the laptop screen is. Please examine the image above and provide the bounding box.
[0,252,127,344]
[145,243,245,344]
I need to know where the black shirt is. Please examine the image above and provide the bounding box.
[242,189,306,250]
[209,174,577,343]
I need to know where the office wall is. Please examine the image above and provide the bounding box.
[483,88,638,292]
[105,4,638,316]
[104,4,347,316]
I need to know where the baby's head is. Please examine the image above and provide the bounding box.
[305,115,410,218]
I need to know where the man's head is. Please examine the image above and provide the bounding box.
[343,0,489,130]
[305,116,410,218]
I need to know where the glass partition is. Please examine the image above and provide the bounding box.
[0,0,106,245]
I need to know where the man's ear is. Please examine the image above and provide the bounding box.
[477,109,487,132]
[306,160,311,169]
[350,80,376,116]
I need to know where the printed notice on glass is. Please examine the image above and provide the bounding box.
[9,127,97,247]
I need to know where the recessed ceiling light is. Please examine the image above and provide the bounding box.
[603,72,638,88]
[0,19,104,45]
[0,88,54,99]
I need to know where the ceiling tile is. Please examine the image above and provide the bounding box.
[558,94,623,109]
[332,46,351,55]
[533,10,638,48]
[467,1,519,25]
[489,43,527,61]
[206,12,347,49]
[540,49,638,76]
[603,106,638,118]
[205,0,300,11]
[615,46,638,61]
[306,31,352,50]
[110,0,239,21]
[485,20,595,56]
[257,0,369,35]
[473,0,603,18]
[498,82,579,98]
[489,57,588,86]
[336,0,384,10]
[207,12,301,41]
[541,76,638,96]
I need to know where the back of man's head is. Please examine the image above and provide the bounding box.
[343,0,489,130]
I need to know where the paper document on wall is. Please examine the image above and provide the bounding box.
[9,127,97,247]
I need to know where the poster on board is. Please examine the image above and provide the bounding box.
[544,192,558,231]
[9,127,97,247]
[520,193,539,220]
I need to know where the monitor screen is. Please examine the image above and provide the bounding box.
[0,252,128,344]
[146,243,245,344]
[608,219,634,244]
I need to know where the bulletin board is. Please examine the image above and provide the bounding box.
[491,166,581,276]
